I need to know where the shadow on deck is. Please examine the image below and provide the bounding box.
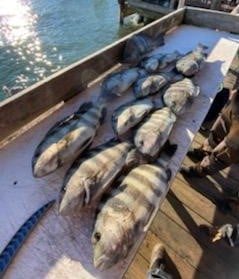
[124,131,239,279]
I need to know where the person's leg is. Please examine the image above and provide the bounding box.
[147,244,173,279]
[182,140,232,177]
[187,105,232,162]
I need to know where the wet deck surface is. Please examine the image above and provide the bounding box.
[124,130,239,279]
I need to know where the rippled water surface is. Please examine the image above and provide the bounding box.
[0,0,141,101]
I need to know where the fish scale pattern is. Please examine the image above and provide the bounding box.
[0,200,55,277]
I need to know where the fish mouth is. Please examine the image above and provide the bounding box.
[94,254,112,271]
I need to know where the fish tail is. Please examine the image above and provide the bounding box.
[98,89,116,103]
[164,70,184,83]
[153,33,164,48]
[0,201,55,277]
[197,43,208,50]
[76,102,93,115]
[196,43,208,56]
[156,141,177,169]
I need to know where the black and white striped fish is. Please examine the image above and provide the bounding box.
[92,145,177,271]
[111,98,155,136]
[58,141,143,216]
[122,33,164,66]
[100,67,146,99]
[0,201,54,277]
[163,78,200,116]
[176,43,208,77]
[134,107,177,158]
[133,71,183,98]
[140,51,182,73]
[32,102,106,177]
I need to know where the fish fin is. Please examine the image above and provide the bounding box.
[173,50,183,58]
[43,113,76,138]
[151,98,163,110]
[153,32,165,47]
[156,141,177,168]
[164,140,178,157]
[124,148,144,170]
[166,168,172,181]
[84,182,91,205]
[194,86,200,97]
[137,68,147,78]
[197,43,208,51]
[143,206,157,232]
[99,107,107,125]
[61,136,94,170]
[171,73,184,83]
[75,102,93,116]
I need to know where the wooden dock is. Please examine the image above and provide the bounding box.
[124,131,239,279]
[120,0,238,22]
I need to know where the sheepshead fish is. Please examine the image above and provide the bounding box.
[92,144,177,271]
[163,78,200,116]
[141,51,182,73]
[134,71,183,99]
[134,107,176,158]
[58,141,143,215]
[112,98,155,136]
[32,102,106,177]
[100,67,146,99]
[176,44,208,77]
[122,33,164,65]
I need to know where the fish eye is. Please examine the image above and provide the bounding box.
[94,232,101,241]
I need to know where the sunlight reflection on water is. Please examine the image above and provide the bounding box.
[0,0,141,101]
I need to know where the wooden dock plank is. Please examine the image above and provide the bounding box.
[123,253,149,279]
[161,192,239,268]
[125,230,206,279]
[170,177,238,225]
[151,211,239,278]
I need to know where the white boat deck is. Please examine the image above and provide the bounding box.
[1,25,239,279]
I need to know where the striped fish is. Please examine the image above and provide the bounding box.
[122,33,164,65]
[32,102,106,177]
[163,78,200,116]
[111,98,155,136]
[58,141,143,216]
[100,68,146,99]
[176,44,208,77]
[134,71,183,99]
[134,107,177,158]
[92,155,174,271]
[140,51,182,73]
[0,201,54,277]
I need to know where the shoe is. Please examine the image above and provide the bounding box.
[180,165,203,178]
[149,243,165,270]
[187,147,207,162]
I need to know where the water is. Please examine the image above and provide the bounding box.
[0,0,141,101]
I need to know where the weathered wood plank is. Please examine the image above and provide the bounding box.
[161,191,239,267]
[151,211,239,278]
[123,253,149,279]
[184,7,239,34]
[168,177,238,225]
[135,231,205,279]
[0,8,185,144]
